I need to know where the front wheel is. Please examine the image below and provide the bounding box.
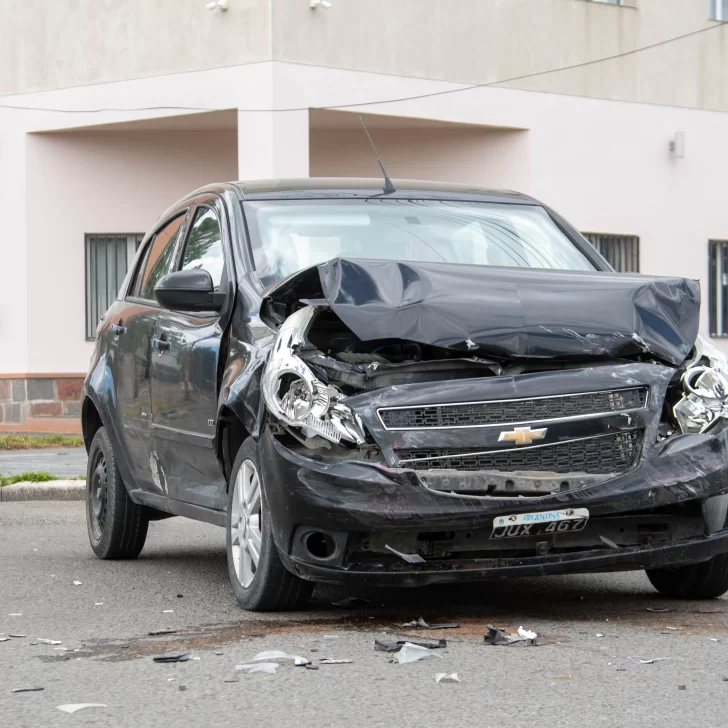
[646,554,728,599]
[86,427,149,559]
[226,438,312,611]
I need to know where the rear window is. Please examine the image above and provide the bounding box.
[242,199,595,287]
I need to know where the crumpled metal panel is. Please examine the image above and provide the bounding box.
[262,258,700,365]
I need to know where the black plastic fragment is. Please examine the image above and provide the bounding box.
[153,653,192,663]
[374,639,447,652]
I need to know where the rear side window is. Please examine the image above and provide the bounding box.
[131,215,185,300]
[180,207,225,290]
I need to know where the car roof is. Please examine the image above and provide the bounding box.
[226,178,536,204]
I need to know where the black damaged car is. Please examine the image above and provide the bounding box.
[83,179,728,610]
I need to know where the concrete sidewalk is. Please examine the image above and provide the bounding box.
[0,479,85,501]
[0,447,87,477]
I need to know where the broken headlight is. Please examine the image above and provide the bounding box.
[261,306,366,445]
[674,366,728,434]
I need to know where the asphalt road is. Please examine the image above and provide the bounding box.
[3,502,728,728]
[0,448,87,478]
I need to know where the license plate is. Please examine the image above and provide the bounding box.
[491,508,590,539]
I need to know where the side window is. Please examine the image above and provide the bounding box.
[131,214,185,300]
[181,207,225,290]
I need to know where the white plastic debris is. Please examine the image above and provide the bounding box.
[518,626,538,641]
[37,639,62,645]
[0,638,9,643]
[320,658,353,664]
[435,673,461,684]
[73,581,83,586]
[252,650,309,663]
[8,613,21,617]
[94,603,103,606]
[162,609,174,613]
[396,643,444,664]
[235,663,278,674]
[56,704,108,714]
[628,657,671,665]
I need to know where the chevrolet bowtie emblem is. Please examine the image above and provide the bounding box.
[498,426,547,446]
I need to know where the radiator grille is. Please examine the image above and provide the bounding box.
[379,388,648,430]
[396,431,643,474]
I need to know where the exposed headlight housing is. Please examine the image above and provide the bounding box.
[262,306,366,445]
[674,335,728,434]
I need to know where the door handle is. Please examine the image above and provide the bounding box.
[153,337,170,353]
[111,323,126,337]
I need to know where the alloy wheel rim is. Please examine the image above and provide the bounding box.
[230,459,263,588]
[88,452,108,541]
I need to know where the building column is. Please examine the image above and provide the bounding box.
[237,109,310,181]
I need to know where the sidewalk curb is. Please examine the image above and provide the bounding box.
[0,480,86,502]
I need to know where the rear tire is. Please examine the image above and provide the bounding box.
[86,427,149,559]
[226,438,312,611]
[646,554,728,599]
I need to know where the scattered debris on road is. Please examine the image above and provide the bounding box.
[148,629,177,636]
[646,608,674,613]
[628,657,671,665]
[72,580,82,586]
[320,658,354,664]
[375,639,447,653]
[399,617,459,629]
[56,704,108,714]
[396,643,444,664]
[37,638,62,645]
[253,650,310,664]
[12,687,44,693]
[484,624,538,646]
[9,634,26,638]
[153,653,192,663]
[435,673,461,684]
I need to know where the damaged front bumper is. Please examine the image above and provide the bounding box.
[258,426,728,586]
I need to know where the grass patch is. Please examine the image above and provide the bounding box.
[0,434,84,450]
[0,471,58,486]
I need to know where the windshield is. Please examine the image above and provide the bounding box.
[243,199,596,287]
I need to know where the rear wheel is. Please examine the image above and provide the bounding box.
[646,554,728,599]
[226,438,312,611]
[86,427,149,559]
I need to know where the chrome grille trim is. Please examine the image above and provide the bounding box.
[377,387,649,431]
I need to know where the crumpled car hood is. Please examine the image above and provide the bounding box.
[261,258,700,365]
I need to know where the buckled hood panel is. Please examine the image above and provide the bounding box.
[261,258,700,366]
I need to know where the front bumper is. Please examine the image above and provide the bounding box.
[258,426,728,586]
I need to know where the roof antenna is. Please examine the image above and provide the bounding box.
[358,114,396,195]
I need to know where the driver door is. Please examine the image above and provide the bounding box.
[150,201,229,511]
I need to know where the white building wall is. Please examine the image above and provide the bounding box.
[24,129,238,374]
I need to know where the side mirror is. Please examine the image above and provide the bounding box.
[154,269,226,312]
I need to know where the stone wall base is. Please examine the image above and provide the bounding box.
[0,375,84,435]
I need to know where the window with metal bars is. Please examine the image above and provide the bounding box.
[711,0,728,20]
[85,234,143,340]
[581,233,640,273]
[709,240,728,337]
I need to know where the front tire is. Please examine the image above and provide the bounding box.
[86,427,149,559]
[226,438,312,611]
[646,554,728,599]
